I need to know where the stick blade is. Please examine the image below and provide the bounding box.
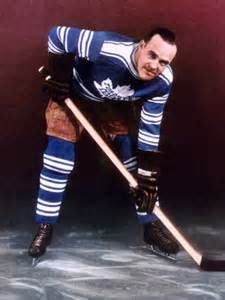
[200,255,225,271]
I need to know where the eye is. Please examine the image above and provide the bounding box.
[148,51,157,59]
[159,61,168,67]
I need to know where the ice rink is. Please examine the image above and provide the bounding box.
[0,189,224,300]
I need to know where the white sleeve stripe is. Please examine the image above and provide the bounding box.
[38,198,61,206]
[86,31,94,59]
[81,30,90,57]
[136,211,148,216]
[148,94,168,103]
[138,168,153,176]
[142,109,163,117]
[141,117,162,125]
[59,26,66,44]
[64,27,70,52]
[138,132,159,142]
[138,137,159,146]
[48,37,64,54]
[78,29,85,57]
[138,134,159,144]
[139,129,159,138]
[147,99,167,104]
[80,30,94,59]
[141,119,161,125]
[56,26,60,39]
[152,94,169,100]
[40,174,67,183]
[57,26,70,53]
[48,42,61,54]
[141,112,163,123]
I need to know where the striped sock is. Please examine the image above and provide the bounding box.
[35,136,75,224]
[113,134,137,172]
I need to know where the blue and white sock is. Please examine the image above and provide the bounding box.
[35,136,76,224]
[114,134,137,172]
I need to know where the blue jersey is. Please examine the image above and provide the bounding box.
[48,26,174,151]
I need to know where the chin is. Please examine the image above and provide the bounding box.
[140,73,155,81]
[138,69,156,81]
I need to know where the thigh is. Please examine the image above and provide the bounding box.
[100,102,139,140]
[45,99,84,142]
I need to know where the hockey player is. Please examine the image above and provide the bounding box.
[28,26,180,258]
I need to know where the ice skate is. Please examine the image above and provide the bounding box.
[144,219,180,259]
[28,224,53,263]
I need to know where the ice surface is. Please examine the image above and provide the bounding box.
[0,223,224,300]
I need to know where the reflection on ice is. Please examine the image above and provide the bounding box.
[0,225,224,299]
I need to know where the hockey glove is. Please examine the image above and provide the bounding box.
[131,150,162,214]
[40,53,74,104]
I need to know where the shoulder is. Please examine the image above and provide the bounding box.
[158,65,174,87]
[94,30,134,43]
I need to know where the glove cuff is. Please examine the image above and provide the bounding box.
[48,52,74,83]
[137,150,162,175]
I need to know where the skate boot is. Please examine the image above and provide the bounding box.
[144,220,180,256]
[28,224,53,258]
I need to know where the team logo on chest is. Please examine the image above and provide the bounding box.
[94,78,134,100]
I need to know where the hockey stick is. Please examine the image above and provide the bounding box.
[63,97,225,272]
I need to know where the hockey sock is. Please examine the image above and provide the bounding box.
[113,134,137,172]
[35,136,75,224]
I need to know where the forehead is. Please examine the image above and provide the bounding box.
[144,34,177,61]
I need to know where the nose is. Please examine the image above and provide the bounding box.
[150,59,158,70]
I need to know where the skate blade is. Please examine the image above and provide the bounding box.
[146,244,177,261]
[32,257,41,267]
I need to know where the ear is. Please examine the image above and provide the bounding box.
[139,40,146,49]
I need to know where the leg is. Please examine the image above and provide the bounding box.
[28,99,82,258]
[102,104,179,255]
[35,136,75,225]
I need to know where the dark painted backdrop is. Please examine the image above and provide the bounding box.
[1,0,225,217]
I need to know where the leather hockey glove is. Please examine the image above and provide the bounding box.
[131,150,162,214]
[40,53,74,104]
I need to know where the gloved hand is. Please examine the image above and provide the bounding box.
[131,150,162,213]
[39,53,74,104]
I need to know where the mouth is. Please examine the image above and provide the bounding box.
[144,68,157,78]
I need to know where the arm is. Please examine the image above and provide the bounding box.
[48,26,95,59]
[133,83,171,213]
[138,92,169,151]
[43,26,96,102]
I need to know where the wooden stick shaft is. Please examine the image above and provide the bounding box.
[65,98,137,188]
[65,97,203,266]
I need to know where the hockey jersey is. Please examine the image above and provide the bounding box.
[48,26,174,151]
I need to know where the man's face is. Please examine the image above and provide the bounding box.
[134,34,177,80]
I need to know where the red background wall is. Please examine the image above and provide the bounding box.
[1,0,225,206]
